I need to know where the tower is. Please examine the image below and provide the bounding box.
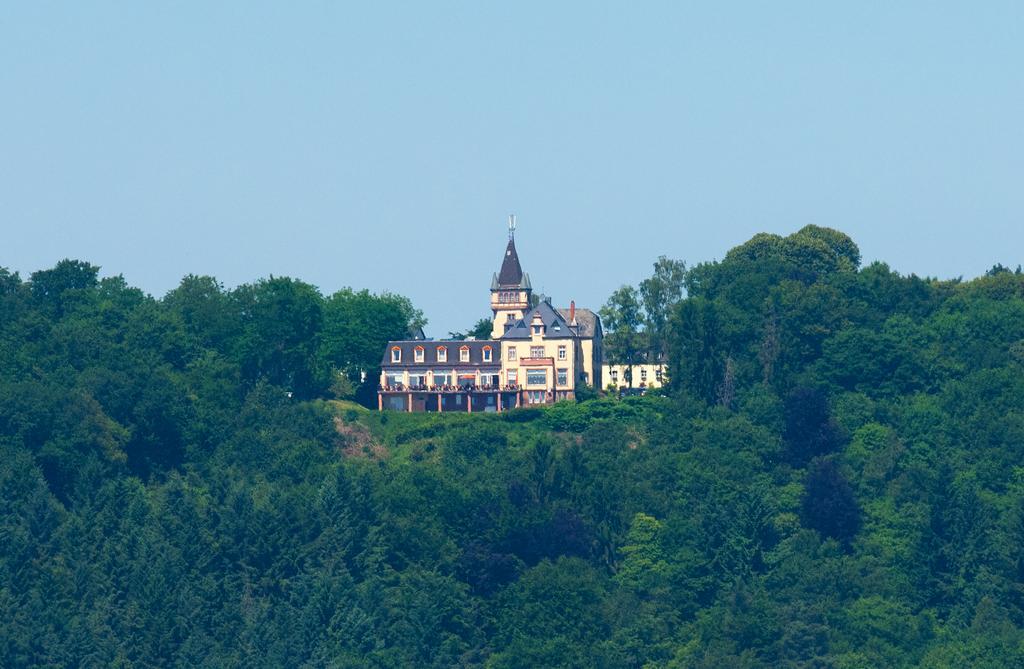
[490,215,532,338]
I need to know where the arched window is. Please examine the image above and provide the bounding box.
[437,346,448,362]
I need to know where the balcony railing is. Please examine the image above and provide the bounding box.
[379,383,520,393]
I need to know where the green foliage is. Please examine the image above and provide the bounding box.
[616,512,670,596]
[601,256,687,369]
[449,317,493,340]
[3,227,1024,666]
[319,287,424,402]
[801,458,861,546]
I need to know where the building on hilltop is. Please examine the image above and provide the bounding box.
[378,217,603,412]
[602,359,668,393]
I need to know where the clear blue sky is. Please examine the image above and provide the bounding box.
[2,3,1022,335]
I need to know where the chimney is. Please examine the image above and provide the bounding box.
[570,300,577,326]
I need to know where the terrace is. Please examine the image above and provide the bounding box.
[377,383,532,412]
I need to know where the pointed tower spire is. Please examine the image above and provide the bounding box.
[497,214,527,287]
[490,214,532,338]
[498,237,524,287]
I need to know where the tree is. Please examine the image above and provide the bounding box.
[29,259,99,316]
[639,257,687,359]
[601,285,646,387]
[668,296,722,402]
[616,512,669,596]
[448,317,492,340]
[790,225,861,272]
[783,386,844,465]
[162,275,240,351]
[233,277,326,398]
[0,267,21,296]
[319,288,425,405]
[801,458,861,546]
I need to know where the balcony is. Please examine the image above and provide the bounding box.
[378,384,524,413]
[379,383,520,393]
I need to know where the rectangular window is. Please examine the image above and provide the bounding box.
[386,373,404,386]
[508,347,517,361]
[530,346,544,358]
[641,368,648,381]
[558,345,566,360]
[527,369,546,386]
[557,368,568,386]
[656,368,663,382]
[610,369,618,380]
[391,348,401,363]
[409,374,426,387]
[460,348,470,362]
[507,369,518,385]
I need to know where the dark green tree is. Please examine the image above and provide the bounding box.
[801,457,861,546]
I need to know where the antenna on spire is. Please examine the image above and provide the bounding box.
[508,214,517,240]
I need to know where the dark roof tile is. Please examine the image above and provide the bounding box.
[381,339,502,368]
[557,307,602,338]
[497,238,526,287]
[500,301,577,340]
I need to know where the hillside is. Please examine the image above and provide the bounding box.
[3,228,1024,667]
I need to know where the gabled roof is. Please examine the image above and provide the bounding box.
[496,238,528,288]
[557,307,602,338]
[500,301,578,340]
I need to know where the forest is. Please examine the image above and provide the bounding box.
[3,226,1024,667]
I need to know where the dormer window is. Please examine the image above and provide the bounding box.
[391,347,401,363]
[483,346,493,362]
[437,346,447,362]
[460,346,470,362]
[414,346,424,363]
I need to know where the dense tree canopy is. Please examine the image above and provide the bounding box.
[3,228,1024,667]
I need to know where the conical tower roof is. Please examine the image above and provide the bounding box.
[497,238,525,287]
